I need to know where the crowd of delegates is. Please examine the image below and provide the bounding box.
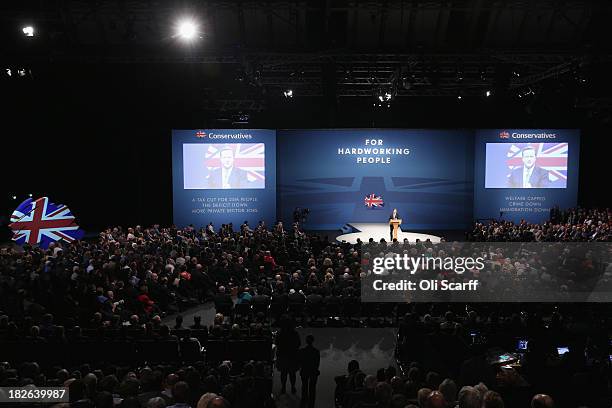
[0,220,317,329]
[334,358,560,408]
[0,208,610,407]
[0,207,609,330]
[468,207,610,242]
[391,304,612,407]
[0,359,271,408]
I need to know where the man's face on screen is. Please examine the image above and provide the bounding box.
[522,149,536,168]
[220,149,234,169]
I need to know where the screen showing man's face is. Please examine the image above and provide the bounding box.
[522,149,536,168]
[220,149,234,169]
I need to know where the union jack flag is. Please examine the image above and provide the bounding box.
[364,193,384,208]
[9,197,84,248]
[506,143,568,184]
[204,143,265,185]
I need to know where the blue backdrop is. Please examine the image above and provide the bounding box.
[172,129,276,228]
[172,128,580,230]
[474,129,580,223]
[277,129,474,230]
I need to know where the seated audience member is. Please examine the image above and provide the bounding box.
[482,391,504,408]
[425,390,447,408]
[457,386,481,408]
[438,378,457,406]
[417,388,432,407]
[531,394,555,408]
[168,381,191,408]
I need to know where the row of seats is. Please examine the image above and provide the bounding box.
[218,301,406,327]
[0,338,273,365]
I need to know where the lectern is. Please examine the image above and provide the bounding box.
[389,219,402,241]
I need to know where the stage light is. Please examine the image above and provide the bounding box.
[457,94,463,100]
[232,112,250,124]
[28,193,33,197]
[12,195,17,200]
[283,89,293,98]
[377,90,393,102]
[22,26,34,37]
[485,90,492,97]
[574,72,588,84]
[5,68,11,77]
[176,20,198,40]
[17,69,27,77]
[516,87,535,100]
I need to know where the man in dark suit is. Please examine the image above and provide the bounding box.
[388,208,401,241]
[507,146,550,188]
[207,147,249,189]
[298,334,320,408]
[213,286,233,314]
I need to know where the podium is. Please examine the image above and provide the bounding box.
[389,219,402,241]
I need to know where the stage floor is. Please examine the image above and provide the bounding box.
[336,223,442,244]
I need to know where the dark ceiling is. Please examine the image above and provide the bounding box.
[3,1,612,99]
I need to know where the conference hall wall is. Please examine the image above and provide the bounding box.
[172,129,579,230]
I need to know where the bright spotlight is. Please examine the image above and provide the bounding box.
[12,195,17,200]
[485,90,492,97]
[28,193,33,197]
[177,20,198,40]
[457,95,463,100]
[22,26,34,37]
[283,89,293,98]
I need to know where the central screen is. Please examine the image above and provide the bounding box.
[277,129,474,230]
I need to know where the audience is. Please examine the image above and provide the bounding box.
[0,208,610,407]
[0,360,270,408]
[469,207,610,242]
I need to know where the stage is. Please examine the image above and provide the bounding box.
[335,223,443,244]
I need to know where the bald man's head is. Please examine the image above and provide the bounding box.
[208,397,230,408]
[425,390,447,408]
[531,394,554,408]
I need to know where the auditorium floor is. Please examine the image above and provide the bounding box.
[283,327,398,408]
[163,305,398,408]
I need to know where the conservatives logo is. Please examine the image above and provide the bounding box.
[499,130,557,140]
[195,130,253,140]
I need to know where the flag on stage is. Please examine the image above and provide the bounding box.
[364,193,384,208]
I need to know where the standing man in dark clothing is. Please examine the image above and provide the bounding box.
[388,208,401,241]
[298,334,320,408]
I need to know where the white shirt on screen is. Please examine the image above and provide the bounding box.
[222,167,233,189]
[522,166,534,188]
